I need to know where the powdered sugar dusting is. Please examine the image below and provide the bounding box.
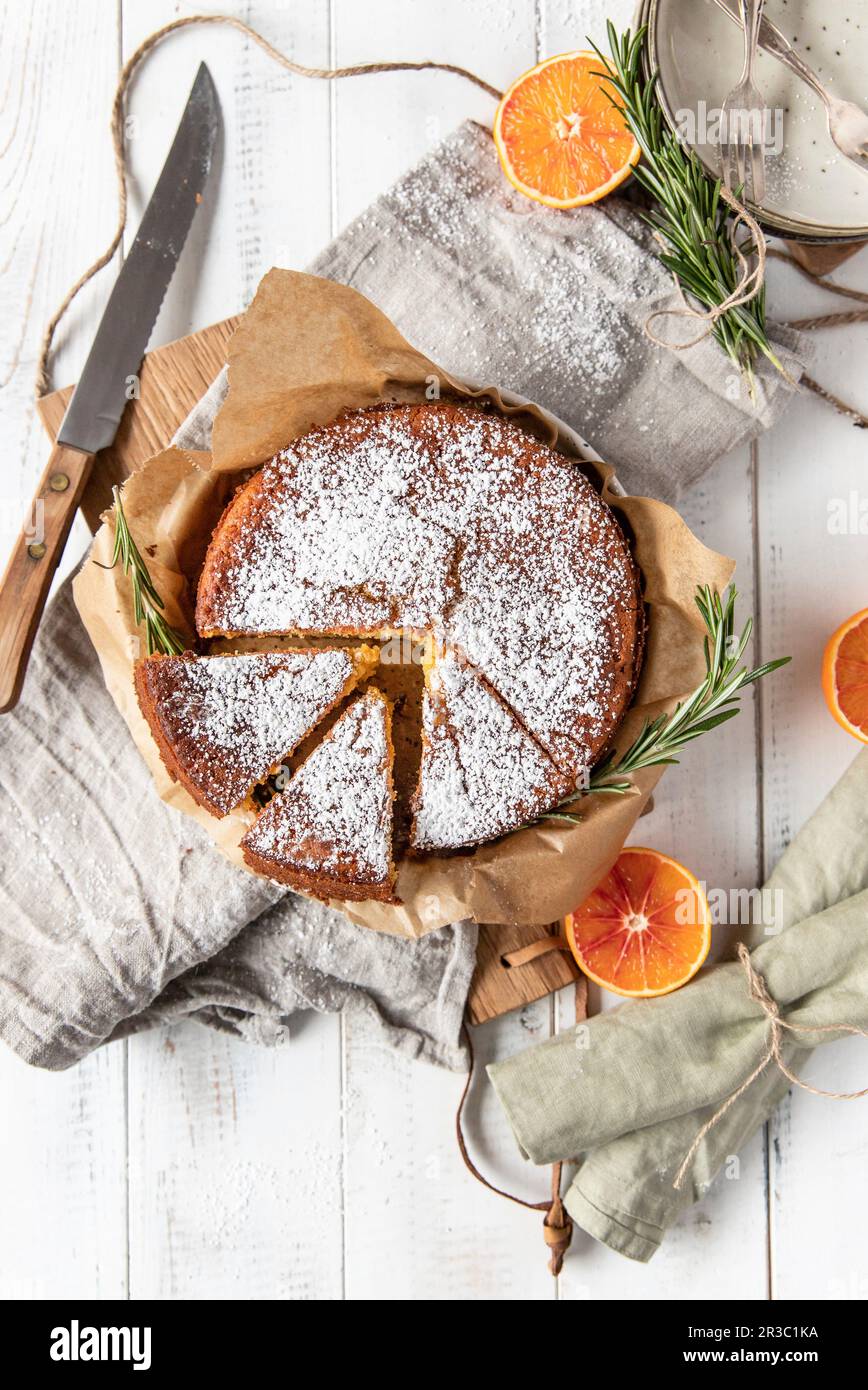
[197,403,640,784]
[199,410,455,634]
[446,543,634,774]
[348,121,652,415]
[412,650,568,851]
[141,649,360,815]
[242,691,393,887]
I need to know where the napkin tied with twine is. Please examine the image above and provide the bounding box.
[488,746,868,1262]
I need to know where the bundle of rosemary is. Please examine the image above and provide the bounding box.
[595,22,783,395]
[540,584,789,823]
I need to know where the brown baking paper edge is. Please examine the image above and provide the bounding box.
[73,269,734,938]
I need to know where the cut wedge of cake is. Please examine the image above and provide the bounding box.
[135,646,378,818]
[241,689,397,901]
[411,648,572,851]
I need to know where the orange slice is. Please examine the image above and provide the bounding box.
[564,847,712,998]
[493,51,640,209]
[822,607,868,744]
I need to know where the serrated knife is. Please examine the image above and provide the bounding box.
[0,62,220,713]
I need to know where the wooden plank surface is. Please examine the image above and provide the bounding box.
[128,1023,344,1299]
[559,441,771,1301]
[330,0,563,1301]
[2,0,867,1302]
[545,0,771,1301]
[117,0,342,1304]
[759,248,868,1301]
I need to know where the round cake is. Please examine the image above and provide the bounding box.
[197,401,642,758]
[140,401,643,897]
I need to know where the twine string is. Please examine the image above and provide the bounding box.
[787,309,868,331]
[35,11,501,397]
[799,374,868,431]
[767,247,868,426]
[673,942,868,1190]
[769,245,868,327]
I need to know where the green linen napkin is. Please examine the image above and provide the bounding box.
[488,746,868,1263]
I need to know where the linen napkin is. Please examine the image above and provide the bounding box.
[488,746,868,1262]
[309,121,809,500]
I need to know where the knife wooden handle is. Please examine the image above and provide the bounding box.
[0,441,94,713]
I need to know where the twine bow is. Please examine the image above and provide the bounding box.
[673,942,868,1190]
[644,186,770,353]
[638,180,868,423]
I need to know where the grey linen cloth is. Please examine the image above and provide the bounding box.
[0,116,808,1073]
[308,121,808,500]
[0,578,475,1071]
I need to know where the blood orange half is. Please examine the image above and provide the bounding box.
[564,847,712,999]
[822,607,868,744]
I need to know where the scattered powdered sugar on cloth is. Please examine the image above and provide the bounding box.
[358,132,650,412]
[309,119,808,499]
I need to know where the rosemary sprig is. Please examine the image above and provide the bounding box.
[99,486,187,656]
[592,22,782,395]
[537,584,789,825]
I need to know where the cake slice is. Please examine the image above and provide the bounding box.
[135,646,378,818]
[411,648,572,852]
[241,689,397,901]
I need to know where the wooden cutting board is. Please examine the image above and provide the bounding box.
[37,317,241,531]
[36,320,582,1026]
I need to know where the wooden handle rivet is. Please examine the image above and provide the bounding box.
[49,472,70,492]
[27,541,47,560]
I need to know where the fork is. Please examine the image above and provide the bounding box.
[720,0,767,205]
[714,0,868,175]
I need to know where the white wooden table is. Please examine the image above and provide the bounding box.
[1,0,866,1301]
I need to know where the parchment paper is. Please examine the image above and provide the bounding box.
[73,270,733,938]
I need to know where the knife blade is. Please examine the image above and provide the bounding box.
[59,63,220,453]
[0,62,220,713]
